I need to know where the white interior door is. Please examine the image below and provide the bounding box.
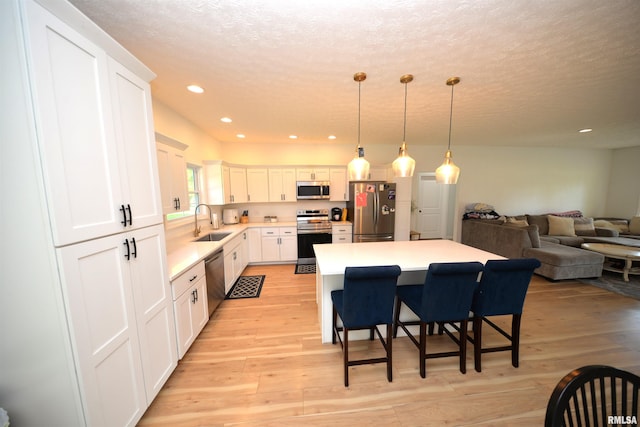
[416,173,448,239]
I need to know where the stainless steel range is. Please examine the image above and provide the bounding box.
[296,209,332,264]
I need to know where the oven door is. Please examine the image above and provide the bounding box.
[297,231,332,263]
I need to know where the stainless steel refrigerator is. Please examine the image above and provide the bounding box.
[346,181,396,242]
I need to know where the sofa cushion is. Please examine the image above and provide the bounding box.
[527,214,549,235]
[629,216,640,235]
[524,242,603,267]
[549,235,584,247]
[548,215,576,237]
[574,217,597,236]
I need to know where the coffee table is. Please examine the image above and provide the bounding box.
[581,243,640,282]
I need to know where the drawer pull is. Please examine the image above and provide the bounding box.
[189,275,197,282]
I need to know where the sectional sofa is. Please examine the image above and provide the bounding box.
[460,214,640,281]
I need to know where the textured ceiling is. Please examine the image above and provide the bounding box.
[69,0,640,149]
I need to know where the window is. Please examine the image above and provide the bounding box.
[166,164,202,221]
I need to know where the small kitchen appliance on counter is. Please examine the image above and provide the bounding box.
[331,207,342,221]
[223,208,239,224]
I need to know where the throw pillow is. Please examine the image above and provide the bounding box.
[547,215,576,236]
[505,216,529,227]
[574,217,597,236]
[629,216,640,235]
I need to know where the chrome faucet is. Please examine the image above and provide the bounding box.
[194,203,212,237]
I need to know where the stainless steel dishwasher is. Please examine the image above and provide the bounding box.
[204,248,225,317]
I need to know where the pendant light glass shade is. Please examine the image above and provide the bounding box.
[435,150,460,184]
[436,77,461,184]
[392,143,415,177]
[393,74,416,177]
[347,72,370,181]
[348,148,370,180]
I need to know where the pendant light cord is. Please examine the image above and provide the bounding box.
[447,82,455,150]
[402,82,408,142]
[357,80,361,148]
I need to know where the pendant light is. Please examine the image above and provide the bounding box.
[347,72,370,181]
[392,74,416,177]
[435,77,461,184]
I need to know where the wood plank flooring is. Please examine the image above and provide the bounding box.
[138,264,640,426]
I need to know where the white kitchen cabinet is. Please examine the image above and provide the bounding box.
[171,261,208,359]
[332,223,353,243]
[223,232,248,293]
[156,140,189,214]
[248,228,263,262]
[57,224,176,426]
[7,2,175,426]
[228,166,248,203]
[205,162,248,205]
[246,168,269,203]
[268,168,297,202]
[296,167,330,181]
[25,3,163,246]
[260,227,297,262]
[330,167,348,201]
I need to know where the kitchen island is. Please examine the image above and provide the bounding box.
[313,239,504,343]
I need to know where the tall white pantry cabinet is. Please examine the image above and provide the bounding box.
[1,1,176,426]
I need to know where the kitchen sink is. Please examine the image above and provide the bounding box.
[194,232,232,242]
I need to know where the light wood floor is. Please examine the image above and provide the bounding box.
[138,264,640,426]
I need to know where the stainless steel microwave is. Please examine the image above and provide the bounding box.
[296,181,330,200]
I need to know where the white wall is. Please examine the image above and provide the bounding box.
[605,146,640,218]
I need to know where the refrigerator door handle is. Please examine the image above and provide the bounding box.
[374,190,379,226]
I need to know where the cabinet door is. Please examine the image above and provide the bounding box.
[261,235,281,262]
[57,234,146,427]
[228,167,247,203]
[246,168,269,203]
[109,58,163,227]
[224,250,235,293]
[313,168,331,181]
[248,228,263,262]
[281,168,297,201]
[157,143,188,213]
[268,169,285,201]
[126,225,177,400]
[25,2,125,246]
[330,168,347,201]
[173,286,196,359]
[296,168,314,181]
[279,235,298,261]
[191,279,209,346]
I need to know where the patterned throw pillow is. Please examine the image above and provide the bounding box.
[574,217,597,236]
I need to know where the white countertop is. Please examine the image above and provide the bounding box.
[313,239,504,276]
[166,221,297,281]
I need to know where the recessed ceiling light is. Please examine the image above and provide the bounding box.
[328,135,337,140]
[579,128,593,133]
[220,117,232,123]
[289,135,298,140]
[187,85,204,94]
[236,134,245,139]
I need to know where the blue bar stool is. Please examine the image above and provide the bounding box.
[393,262,483,378]
[469,258,541,372]
[331,265,402,387]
